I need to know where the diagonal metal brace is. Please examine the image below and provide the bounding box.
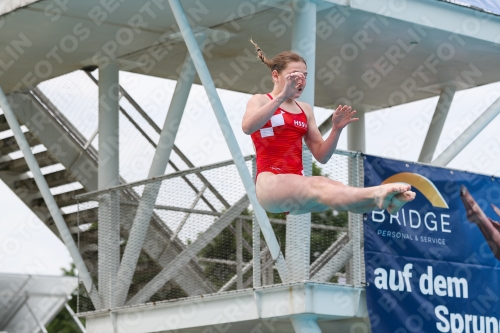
[310,240,354,283]
[126,195,250,305]
[167,0,289,283]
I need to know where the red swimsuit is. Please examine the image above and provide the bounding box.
[251,94,308,179]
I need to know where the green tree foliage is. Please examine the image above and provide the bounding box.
[46,263,85,333]
[198,162,348,287]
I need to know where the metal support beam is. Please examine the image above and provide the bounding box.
[171,184,207,241]
[236,219,243,289]
[348,154,362,287]
[77,157,253,199]
[347,109,365,152]
[64,303,86,333]
[228,223,253,254]
[98,62,120,190]
[292,0,316,107]
[252,157,261,288]
[197,257,248,265]
[309,233,348,277]
[118,201,215,297]
[433,94,500,166]
[347,127,364,284]
[290,5,318,330]
[285,0,316,285]
[115,54,196,307]
[252,212,262,285]
[98,62,120,309]
[419,86,456,163]
[148,53,196,178]
[26,302,48,333]
[262,250,274,285]
[286,146,313,282]
[291,315,322,333]
[318,114,334,136]
[0,275,31,328]
[0,88,101,308]
[168,0,288,281]
[126,195,250,305]
[226,261,253,290]
[310,240,353,282]
[219,247,268,292]
[0,296,28,330]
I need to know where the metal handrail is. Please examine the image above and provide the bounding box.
[75,155,254,199]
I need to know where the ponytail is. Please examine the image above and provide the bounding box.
[250,39,306,73]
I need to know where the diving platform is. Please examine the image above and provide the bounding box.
[82,282,368,333]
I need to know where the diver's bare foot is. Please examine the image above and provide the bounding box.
[387,191,416,215]
[375,184,411,210]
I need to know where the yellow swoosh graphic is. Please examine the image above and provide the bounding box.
[382,172,449,209]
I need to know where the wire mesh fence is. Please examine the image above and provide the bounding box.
[76,152,365,313]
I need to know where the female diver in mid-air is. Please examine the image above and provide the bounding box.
[242,40,416,215]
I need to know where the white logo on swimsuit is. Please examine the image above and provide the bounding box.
[260,112,285,138]
[270,166,282,171]
[294,120,307,129]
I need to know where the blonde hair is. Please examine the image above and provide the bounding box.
[250,39,306,73]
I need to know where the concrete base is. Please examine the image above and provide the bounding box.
[82,282,369,333]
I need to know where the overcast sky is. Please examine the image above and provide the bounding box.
[1,71,499,276]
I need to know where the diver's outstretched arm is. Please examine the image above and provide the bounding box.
[460,186,500,261]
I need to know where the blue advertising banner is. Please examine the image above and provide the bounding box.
[363,155,500,333]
